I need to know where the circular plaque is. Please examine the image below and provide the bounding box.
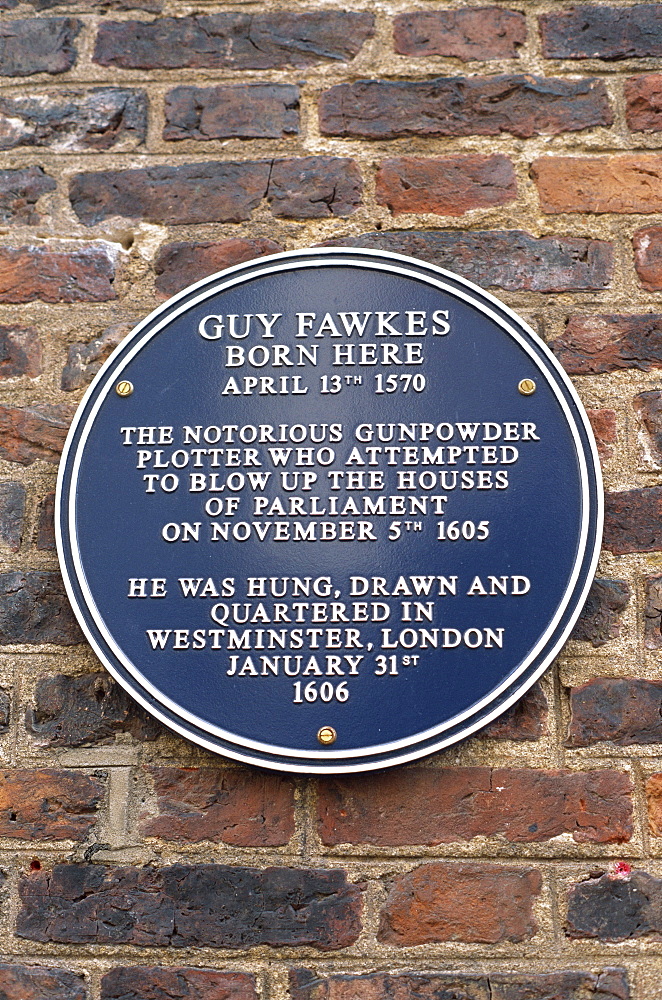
[57,248,602,772]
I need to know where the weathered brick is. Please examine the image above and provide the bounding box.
[634,390,662,468]
[101,968,256,1000]
[323,231,612,292]
[141,767,295,846]
[33,492,54,551]
[17,863,362,948]
[0,17,79,75]
[479,681,548,741]
[0,571,83,644]
[626,74,662,132]
[154,238,282,298]
[532,155,662,214]
[604,487,662,554]
[567,678,662,747]
[61,323,129,392]
[646,577,662,649]
[0,245,116,302]
[0,403,73,465]
[0,688,8,731]
[319,76,611,140]
[375,155,516,216]
[588,408,617,462]
[164,84,299,141]
[94,12,374,70]
[0,89,146,151]
[552,315,662,375]
[0,325,42,379]
[0,166,54,224]
[28,0,159,8]
[0,965,87,1000]
[0,768,102,840]
[541,5,662,60]
[566,870,662,941]
[26,672,161,746]
[317,768,632,846]
[633,226,662,290]
[378,862,541,945]
[268,158,362,219]
[570,578,630,646]
[0,483,24,552]
[646,774,662,835]
[393,9,526,61]
[289,968,630,1000]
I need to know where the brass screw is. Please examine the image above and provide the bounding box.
[116,380,134,397]
[518,378,536,396]
[317,726,337,746]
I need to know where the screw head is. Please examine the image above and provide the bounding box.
[317,726,337,746]
[116,380,134,397]
[518,378,536,396]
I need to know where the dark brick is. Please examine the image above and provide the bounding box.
[633,226,662,290]
[541,5,662,60]
[479,681,548,741]
[70,161,270,226]
[375,155,516,216]
[566,870,662,941]
[604,487,662,554]
[0,768,102,840]
[570,578,630,646]
[30,0,159,8]
[532,155,662,214]
[588,408,618,462]
[141,767,295,846]
[0,89,146,151]
[17,863,362,948]
[567,678,662,747]
[0,964,87,1000]
[0,687,8,731]
[154,238,282,298]
[634,390,662,467]
[317,768,632,846]
[0,17,79,75]
[626,74,662,131]
[34,492,54,551]
[0,571,83,645]
[101,968,256,1000]
[319,76,611,140]
[0,325,42,379]
[94,12,374,70]
[0,403,73,464]
[26,672,161,746]
[393,9,526,61]
[268,157,362,218]
[645,577,662,649]
[378,863,541,945]
[0,166,54,224]
[164,84,299,141]
[553,315,662,374]
[0,483,24,552]
[0,245,116,302]
[323,231,612,293]
[61,323,129,391]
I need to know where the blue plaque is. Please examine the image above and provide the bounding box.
[57,248,602,772]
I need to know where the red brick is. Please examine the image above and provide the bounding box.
[552,315,662,374]
[0,571,84,644]
[319,76,611,140]
[588,408,617,461]
[0,483,25,552]
[645,577,662,648]
[393,9,526,61]
[33,491,54,551]
[101,968,256,1000]
[633,225,662,290]
[0,89,146,151]
[154,238,282,298]
[141,767,295,845]
[568,678,662,747]
[604,486,662,554]
[0,965,87,1000]
[375,155,516,216]
[0,17,79,75]
[479,681,547,741]
[17,864,362,948]
[0,325,42,378]
[0,403,73,465]
[634,390,662,467]
[0,245,116,302]
[646,774,662,835]
[570,578,630,646]
[626,74,662,131]
[0,768,102,840]
[94,12,374,70]
[164,84,299,141]
[317,767,632,846]
[541,5,662,60]
[378,862,541,945]
[0,166,54,224]
[532,155,662,214]
[566,870,662,941]
[61,323,129,392]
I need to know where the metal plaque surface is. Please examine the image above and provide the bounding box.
[57,248,602,772]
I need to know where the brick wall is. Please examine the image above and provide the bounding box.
[0,0,660,997]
